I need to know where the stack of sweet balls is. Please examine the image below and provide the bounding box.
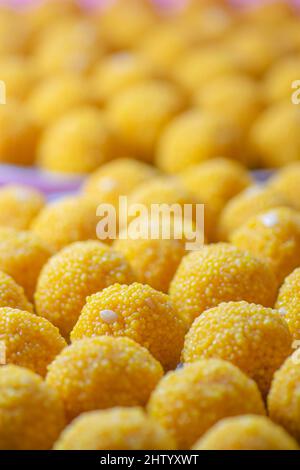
[2,0,300,452]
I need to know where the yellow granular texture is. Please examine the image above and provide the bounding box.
[91,53,153,105]
[194,74,262,131]
[276,267,300,340]
[113,236,186,293]
[178,158,253,219]
[97,0,157,50]
[71,283,185,370]
[31,195,101,252]
[27,74,91,127]
[127,177,214,241]
[269,162,300,211]
[231,207,300,284]
[0,184,45,230]
[250,101,300,168]
[0,307,66,376]
[0,56,36,101]
[37,107,114,174]
[0,228,52,301]
[156,109,240,174]
[0,365,65,450]
[193,415,299,450]
[183,301,292,397]
[263,55,300,104]
[0,271,33,312]
[169,244,278,326]
[173,47,239,94]
[33,17,102,77]
[0,100,38,166]
[46,336,163,422]
[35,241,135,339]
[217,185,290,241]
[82,158,159,207]
[148,359,265,449]
[54,407,176,450]
[268,349,300,442]
[106,79,184,162]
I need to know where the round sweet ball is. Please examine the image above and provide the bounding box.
[0,228,52,301]
[156,109,240,174]
[91,53,152,105]
[0,56,36,101]
[137,24,189,74]
[263,55,300,104]
[276,267,300,340]
[0,101,38,166]
[231,207,300,285]
[46,336,163,422]
[169,244,278,326]
[0,271,32,313]
[147,360,265,449]
[82,158,159,206]
[194,74,262,130]
[268,162,300,211]
[250,101,300,168]
[217,185,289,241]
[37,107,114,174]
[224,27,277,77]
[183,301,292,397]
[106,79,184,162]
[0,365,65,450]
[54,407,176,450]
[71,283,185,370]
[193,415,299,451]
[33,18,102,77]
[0,184,45,230]
[97,0,156,50]
[173,47,238,94]
[127,177,214,241]
[31,195,101,252]
[0,307,66,376]
[27,74,91,127]
[178,158,253,219]
[268,349,300,442]
[35,241,135,339]
[113,235,186,294]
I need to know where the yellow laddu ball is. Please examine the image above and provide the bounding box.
[169,244,278,326]
[0,184,45,230]
[0,365,65,450]
[35,241,135,339]
[0,271,32,313]
[0,307,66,376]
[37,107,114,174]
[156,109,240,174]
[276,267,300,341]
[230,207,300,284]
[46,336,163,422]
[268,349,300,442]
[217,185,290,241]
[0,228,52,301]
[193,415,299,450]
[71,283,185,370]
[54,407,176,450]
[148,359,265,449]
[106,79,184,162]
[182,301,292,397]
[268,162,300,211]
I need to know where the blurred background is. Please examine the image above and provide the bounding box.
[0,0,300,197]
